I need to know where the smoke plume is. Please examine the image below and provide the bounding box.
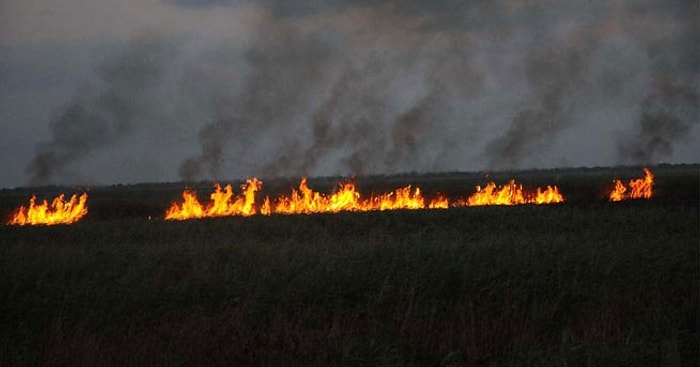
[27,37,176,185]
[486,35,598,169]
[617,79,699,163]
[22,0,699,186]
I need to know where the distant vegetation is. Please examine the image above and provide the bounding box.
[1,165,698,366]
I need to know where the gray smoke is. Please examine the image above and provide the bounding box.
[179,3,487,180]
[485,37,598,169]
[178,17,339,181]
[27,37,176,185]
[24,0,699,185]
[615,0,700,164]
[617,80,699,163]
[177,0,699,182]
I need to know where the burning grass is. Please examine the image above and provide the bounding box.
[0,166,696,365]
[7,193,88,226]
[0,200,696,366]
[609,167,654,202]
[458,180,564,206]
[164,176,564,220]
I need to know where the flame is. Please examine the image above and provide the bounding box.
[533,185,565,204]
[166,177,452,220]
[165,178,263,220]
[609,168,654,202]
[463,180,527,206]
[8,193,88,226]
[165,176,565,220]
[456,180,564,206]
[270,179,439,214]
[428,194,450,209]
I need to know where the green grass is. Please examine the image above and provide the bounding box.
[0,166,698,366]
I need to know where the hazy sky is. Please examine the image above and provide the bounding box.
[0,0,698,188]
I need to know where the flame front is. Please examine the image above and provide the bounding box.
[609,168,654,202]
[270,179,442,214]
[166,177,452,220]
[532,185,565,205]
[8,193,88,226]
[456,180,564,206]
[165,178,263,220]
[165,176,566,220]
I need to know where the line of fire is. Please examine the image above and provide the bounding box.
[5,168,656,225]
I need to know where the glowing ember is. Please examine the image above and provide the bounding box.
[457,180,564,206]
[609,168,654,202]
[165,178,263,220]
[8,193,88,226]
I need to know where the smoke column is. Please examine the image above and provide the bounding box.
[486,33,599,169]
[618,80,699,164]
[24,0,699,185]
[27,37,176,185]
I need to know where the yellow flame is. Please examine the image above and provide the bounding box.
[165,176,566,220]
[8,193,88,226]
[165,178,263,220]
[454,180,564,206]
[609,168,654,202]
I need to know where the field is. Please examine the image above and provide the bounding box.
[1,165,698,366]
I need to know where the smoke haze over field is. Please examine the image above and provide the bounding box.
[0,0,697,187]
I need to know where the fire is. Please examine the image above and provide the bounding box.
[8,193,88,226]
[428,194,450,209]
[165,177,451,220]
[609,168,654,202]
[273,178,359,214]
[266,178,447,214]
[165,178,263,220]
[264,177,449,214]
[532,185,565,205]
[165,176,566,220]
[457,180,564,206]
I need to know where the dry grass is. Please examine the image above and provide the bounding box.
[0,166,698,366]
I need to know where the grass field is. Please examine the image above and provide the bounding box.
[1,165,698,366]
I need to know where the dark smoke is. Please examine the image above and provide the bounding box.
[180,6,483,181]
[178,18,338,181]
[617,80,699,164]
[485,33,599,169]
[27,37,175,185]
[22,1,699,186]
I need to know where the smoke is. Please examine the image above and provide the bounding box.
[22,0,699,186]
[485,35,598,169]
[176,0,699,181]
[27,36,176,185]
[179,4,489,180]
[617,79,699,163]
[614,0,700,164]
[178,16,340,181]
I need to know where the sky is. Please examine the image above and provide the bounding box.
[0,0,698,188]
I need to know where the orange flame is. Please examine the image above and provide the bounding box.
[532,185,565,205]
[165,176,565,220]
[166,177,452,220]
[165,178,263,220]
[609,168,654,202]
[428,194,450,209]
[270,179,443,214]
[456,180,564,206]
[8,193,88,226]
